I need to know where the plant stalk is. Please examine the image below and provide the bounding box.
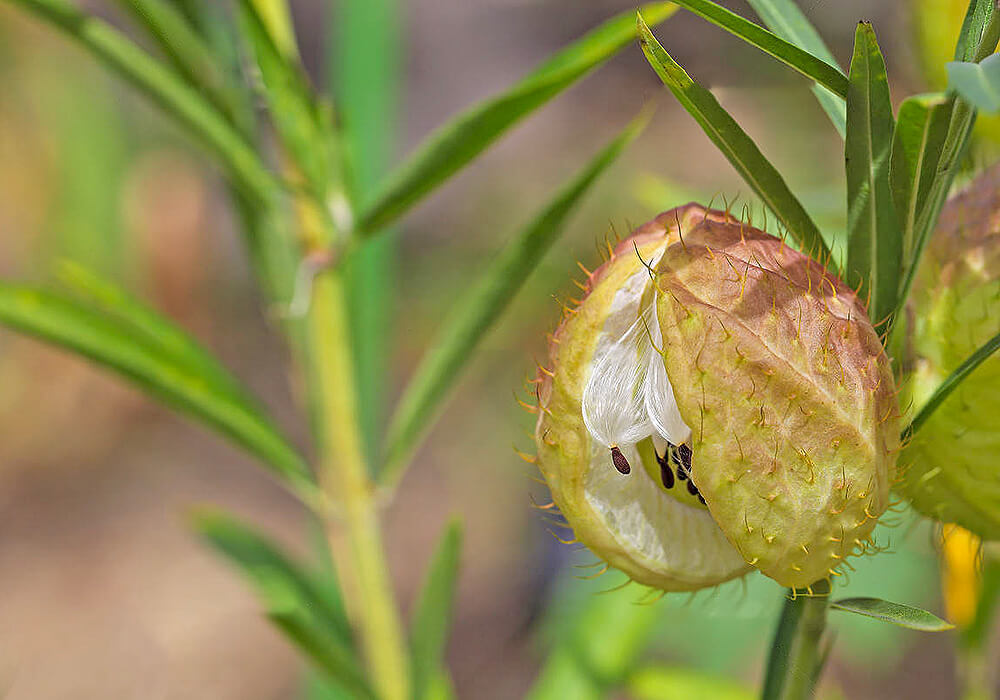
[761,581,831,700]
[306,264,411,700]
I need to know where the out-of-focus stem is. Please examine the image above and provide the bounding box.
[761,581,831,700]
[295,192,409,700]
[307,268,410,700]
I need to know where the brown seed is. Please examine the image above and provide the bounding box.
[654,447,675,489]
[610,445,631,475]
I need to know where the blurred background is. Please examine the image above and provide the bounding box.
[0,0,987,698]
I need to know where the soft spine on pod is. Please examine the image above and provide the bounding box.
[654,213,900,587]
[533,204,901,591]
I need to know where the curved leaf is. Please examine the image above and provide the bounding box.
[744,0,846,136]
[830,597,954,631]
[667,0,847,99]
[890,94,952,264]
[356,3,678,233]
[637,13,830,260]
[112,0,247,127]
[6,0,278,204]
[381,115,644,485]
[191,509,371,697]
[845,21,902,327]
[410,521,463,700]
[0,280,317,503]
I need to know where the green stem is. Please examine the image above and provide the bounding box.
[306,267,411,700]
[761,581,831,700]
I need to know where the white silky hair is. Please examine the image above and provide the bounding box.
[643,295,692,445]
[582,308,654,449]
[581,254,692,452]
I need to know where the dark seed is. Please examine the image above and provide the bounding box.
[610,446,631,475]
[660,461,675,489]
[697,494,707,505]
[686,479,699,497]
[653,447,674,489]
[677,443,693,471]
[674,456,688,481]
[668,441,693,480]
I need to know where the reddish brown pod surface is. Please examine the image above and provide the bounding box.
[535,204,900,591]
[655,211,900,587]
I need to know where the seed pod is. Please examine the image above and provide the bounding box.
[535,204,899,591]
[899,165,1000,539]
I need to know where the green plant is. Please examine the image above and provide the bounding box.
[2,0,1000,699]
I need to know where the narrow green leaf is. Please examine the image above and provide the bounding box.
[410,521,463,700]
[666,0,847,99]
[5,0,278,204]
[332,0,402,466]
[248,0,298,59]
[637,14,830,260]
[744,0,847,136]
[112,0,247,128]
[191,509,372,697]
[830,597,955,631]
[956,0,997,63]
[236,0,337,206]
[906,330,1000,438]
[845,22,901,327]
[890,94,952,264]
[0,281,317,503]
[947,54,1000,113]
[628,667,753,700]
[380,116,644,485]
[356,3,678,234]
[56,263,255,406]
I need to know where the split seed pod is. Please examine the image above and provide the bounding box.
[535,204,899,590]
[899,165,1000,539]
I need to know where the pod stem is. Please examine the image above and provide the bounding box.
[761,580,832,700]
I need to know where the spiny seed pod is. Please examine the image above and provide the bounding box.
[534,204,900,591]
[899,164,1000,539]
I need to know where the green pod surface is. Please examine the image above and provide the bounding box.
[900,165,1000,539]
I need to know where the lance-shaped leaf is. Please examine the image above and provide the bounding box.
[745,0,846,136]
[356,3,678,234]
[947,54,1000,113]
[845,22,901,327]
[191,509,373,697]
[0,280,317,503]
[5,0,277,204]
[637,13,830,260]
[956,0,998,63]
[111,0,246,127]
[236,0,337,206]
[380,115,644,485]
[57,263,255,406]
[830,597,954,631]
[665,0,847,99]
[410,521,463,700]
[905,330,1000,439]
[889,93,952,262]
